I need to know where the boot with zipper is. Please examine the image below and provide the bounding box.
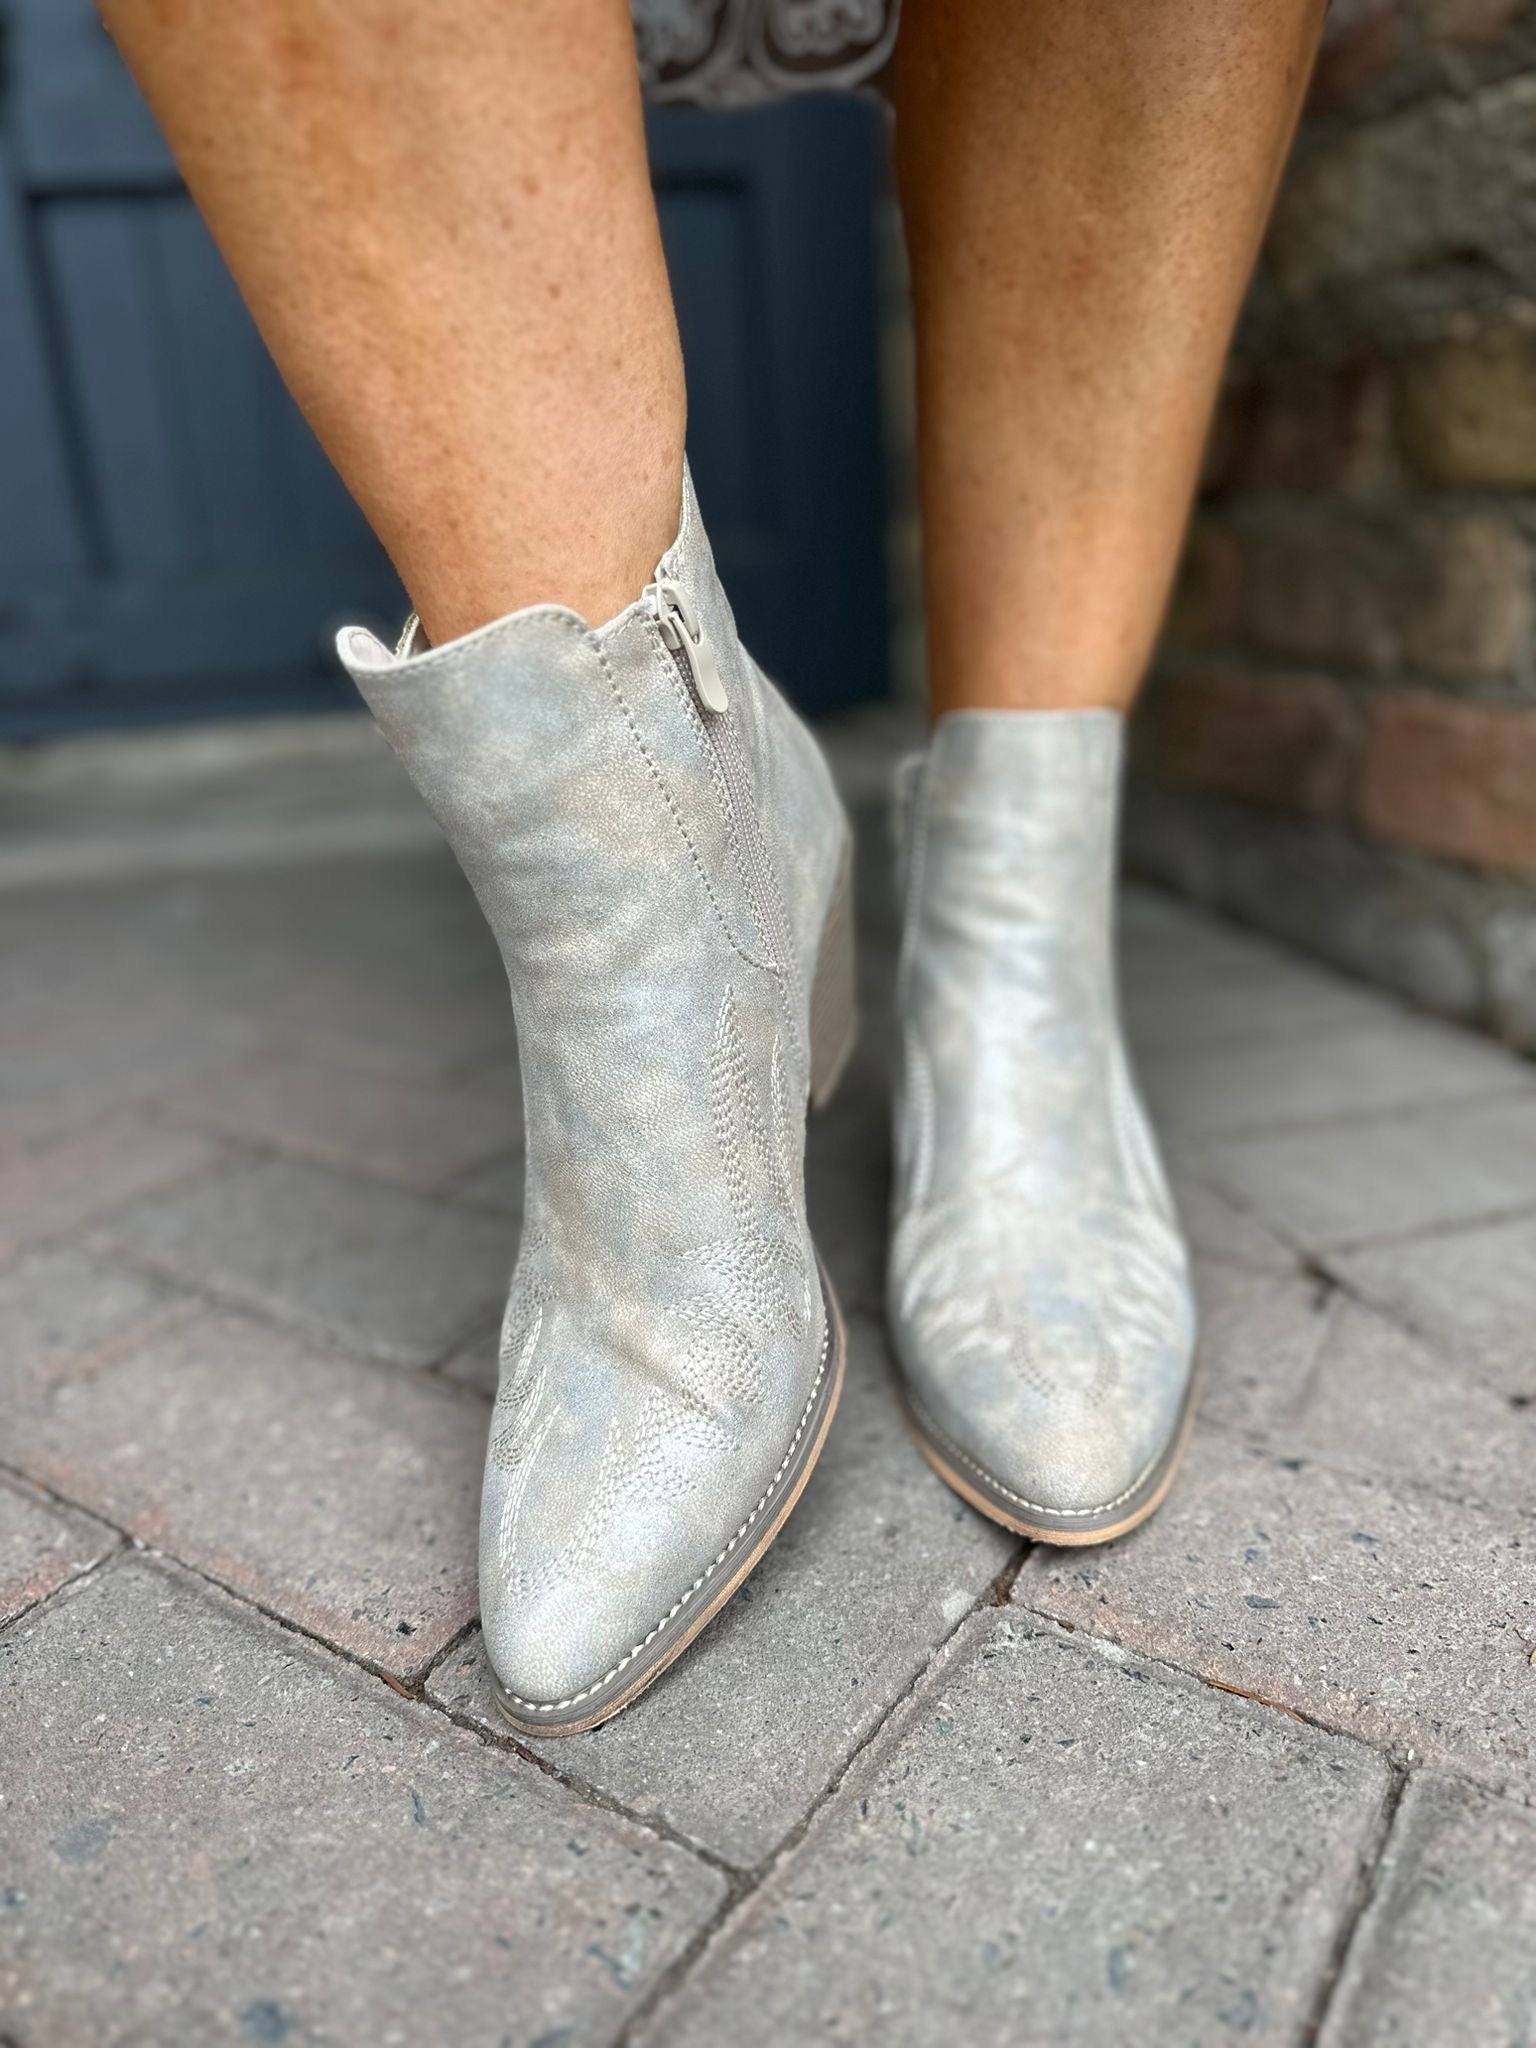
[888,710,1197,1543]
[339,466,856,1733]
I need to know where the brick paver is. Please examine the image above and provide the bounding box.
[1198,1093,1536,1250]
[0,1556,724,2045]
[1021,1432,1536,1796]
[0,1117,223,1263]
[1289,1296,1536,1517]
[0,1245,179,1403]
[0,1474,116,1625]
[639,1612,1393,2048]
[428,1312,1013,1867]
[1167,1163,1299,1273]
[102,1154,514,1367]
[1193,1257,1335,1438]
[1332,1210,1536,1401]
[3,1311,485,1678]
[1142,1015,1526,1140]
[1318,1773,1536,2048]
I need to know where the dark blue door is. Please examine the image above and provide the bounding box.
[0,0,889,735]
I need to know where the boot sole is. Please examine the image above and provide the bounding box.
[493,1257,846,1738]
[898,1365,1201,1546]
[493,831,857,1737]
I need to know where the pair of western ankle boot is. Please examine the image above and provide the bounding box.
[339,470,1197,1736]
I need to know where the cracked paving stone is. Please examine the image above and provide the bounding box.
[637,1610,1392,2048]
[1021,1432,1536,1797]
[0,1555,724,2046]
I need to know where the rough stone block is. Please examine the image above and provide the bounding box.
[0,1556,724,2044]
[1199,1092,1536,1249]
[640,1611,1392,2047]
[428,1313,1014,1868]
[1142,665,1359,819]
[103,1155,514,1368]
[1361,694,1536,873]
[157,1051,518,1191]
[0,1117,222,1264]
[1397,318,1536,487]
[1318,1771,1536,2047]
[1270,74,1536,300]
[0,1475,116,1626]
[3,1311,485,1679]
[1240,509,1531,681]
[1021,1432,1536,1795]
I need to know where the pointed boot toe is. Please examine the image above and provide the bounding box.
[340,467,855,1732]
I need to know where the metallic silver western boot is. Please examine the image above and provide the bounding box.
[887,710,1196,1543]
[338,469,855,1732]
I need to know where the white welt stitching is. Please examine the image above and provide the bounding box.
[499,1320,832,1715]
[906,1387,1167,1518]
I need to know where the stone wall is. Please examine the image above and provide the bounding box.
[1131,0,1536,1049]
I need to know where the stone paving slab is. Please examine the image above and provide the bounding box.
[428,1312,1014,1868]
[0,1116,223,1264]
[1168,1163,1300,1274]
[1318,1772,1536,2048]
[0,992,259,1150]
[1288,1296,1536,1518]
[102,1154,515,1368]
[1123,955,1398,1055]
[2,1310,485,1679]
[155,1050,519,1191]
[1142,1018,1526,1141]
[1020,1432,1536,1797]
[1193,1257,1335,1439]
[0,1474,117,1626]
[639,1610,1393,2048]
[0,1245,180,1402]
[0,1555,725,2046]
[1197,1093,1536,1250]
[1332,1211,1536,1403]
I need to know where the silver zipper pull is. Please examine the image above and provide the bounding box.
[649,578,728,715]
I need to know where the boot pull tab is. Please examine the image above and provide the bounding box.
[648,578,729,715]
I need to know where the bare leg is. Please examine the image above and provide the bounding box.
[97,0,684,646]
[891,0,1326,717]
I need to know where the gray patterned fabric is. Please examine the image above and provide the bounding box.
[634,0,899,105]
[888,711,1198,1537]
[338,467,850,1730]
